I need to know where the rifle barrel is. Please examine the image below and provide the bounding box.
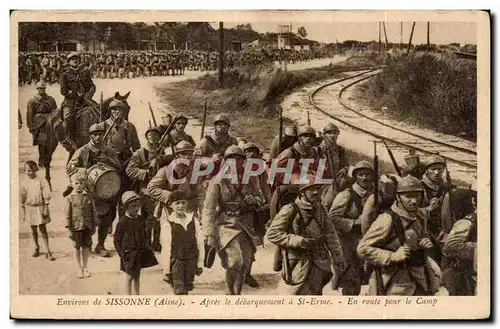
[148,102,158,127]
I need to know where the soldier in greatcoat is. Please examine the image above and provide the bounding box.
[66,123,121,257]
[266,174,345,295]
[26,81,58,168]
[268,126,297,160]
[420,155,449,264]
[102,99,141,166]
[318,123,350,209]
[274,125,326,187]
[202,146,265,295]
[441,187,477,296]
[126,126,171,251]
[328,160,374,295]
[60,52,96,147]
[357,176,442,296]
[147,141,207,283]
[241,142,272,288]
[197,114,238,159]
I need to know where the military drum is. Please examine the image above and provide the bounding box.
[86,163,122,201]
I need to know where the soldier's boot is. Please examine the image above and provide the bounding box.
[225,269,238,295]
[96,226,112,258]
[244,263,259,288]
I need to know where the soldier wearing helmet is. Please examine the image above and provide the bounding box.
[147,140,209,283]
[103,99,140,166]
[319,123,350,209]
[241,141,272,288]
[126,125,172,252]
[26,81,58,167]
[162,115,196,149]
[60,51,96,146]
[197,114,238,159]
[66,122,121,257]
[266,173,345,295]
[441,184,477,296]
[420,154,449,264]
[358,175,441,296]
[274,125,326,186]
[202,145,265,295]
[329,160,374,295]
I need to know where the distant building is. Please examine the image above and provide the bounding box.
[243,39,259,50]
[293,44,310,51]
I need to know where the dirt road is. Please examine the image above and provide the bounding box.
[16,67,351,296]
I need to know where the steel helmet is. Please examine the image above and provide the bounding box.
[425,154,446,169]
[214,114,230,126]
[67,52,80,60]
[174,141,195,154]
[323,123,339,134]
[175,115,188,123]
[396,175,424,194]
[297,125,316,137]
[108,99,126,110]
[243,142,260,153]
[121,191,142,206]
[89,123,105,134]
[35,80,47,89]
[144,126,162,137]
[224,145,245,159]
[291,173,325,192]
[351,160,374,177]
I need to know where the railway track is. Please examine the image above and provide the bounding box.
[309,70,477,175]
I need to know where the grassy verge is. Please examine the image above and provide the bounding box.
[155,53,398,175]
[354,52,476,141]
[155,54,382,147]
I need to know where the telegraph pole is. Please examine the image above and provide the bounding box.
[219,22,224,88]
[400,22,403,49]
[378,22,381,55]
[383,21,389,50]
[427,22,430,51]
[407,22,416,54]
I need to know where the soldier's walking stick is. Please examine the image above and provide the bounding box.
[148,102,158,127]
[200,97,208,140]
[307,110,311,126]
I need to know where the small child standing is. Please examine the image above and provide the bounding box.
[161,190,204,295]
[64,169,98,278]
[20,160,55,261]
[114,191,158,295]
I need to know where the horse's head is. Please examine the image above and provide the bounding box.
[102,91,131,120]
[114,91,131,107]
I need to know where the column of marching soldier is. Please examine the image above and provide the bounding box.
[21,58,477,297]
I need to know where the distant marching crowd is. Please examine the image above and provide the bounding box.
[18,48,337,85]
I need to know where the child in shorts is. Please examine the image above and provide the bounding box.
[20,160,55,261]
[64,168,98,278]
[161,190,204,295]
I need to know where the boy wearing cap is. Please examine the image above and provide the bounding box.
[161,190,204,295]
[64,168,99,279]
[114,191,158,295]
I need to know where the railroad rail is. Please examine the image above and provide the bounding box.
[309,71,477,171]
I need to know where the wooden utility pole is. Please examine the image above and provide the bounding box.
[218,22,224,88]
[383,21,389,50]
[407,22,416,54]
[400,22,403,49]
[427,22,430,51]
[378,22,381,54]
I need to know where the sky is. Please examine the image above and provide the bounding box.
[209,22,477,45]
